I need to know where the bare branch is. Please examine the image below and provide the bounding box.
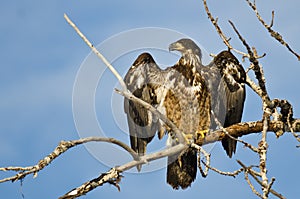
[59,144,187,199]
[202,0,230,48]
[217,26,296,196]
[238,160,286,199]
[64,13,187,145]
[195,119,300,145]
[246,0,300,60]
[260,115,270,199]
[211,111,259,153]
[228,20,270,104]
[116,144,187,172]
[1,118,297,197]
[245,74,264,98]
[63,14,128,90]
[115,88,187,144]
[192,143,210,177]
[202,160,245,177]
[59,168,122,199]
[202,0,249,57]
[244,169,264,198]
[0,137,139,183]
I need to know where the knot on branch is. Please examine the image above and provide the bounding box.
[269,99,294,132]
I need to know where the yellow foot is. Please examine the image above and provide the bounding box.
[196,129,209,139]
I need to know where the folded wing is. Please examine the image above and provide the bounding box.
[124,53,165,166]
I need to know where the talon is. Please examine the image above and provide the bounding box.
[178,156,182,168]
[196,129,209,138]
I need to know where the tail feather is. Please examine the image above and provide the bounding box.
[221,137,237,158]
[130,133,155,171]
[167,148,197,189]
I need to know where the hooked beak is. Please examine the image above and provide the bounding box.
[169,42,182,52]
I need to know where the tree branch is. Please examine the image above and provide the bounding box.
[59,144,187,199]
[196,119,300,145]
[63,14,128,90]
[64,13,187,145]
[202,0,249,57]
[228,20,270,104]
[245,0,300,61]
[0,137,139,183]
[115,88,187,144]
[1,4,297,198]
[237,160,286,199]
[1,118,298,196]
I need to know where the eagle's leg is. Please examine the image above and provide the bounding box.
[178,133,196,168]
[183,133,193,144]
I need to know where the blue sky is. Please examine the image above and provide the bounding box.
[1,1,300,198]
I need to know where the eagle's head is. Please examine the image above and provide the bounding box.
[169,38,202,66]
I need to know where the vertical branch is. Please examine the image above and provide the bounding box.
[192,143,210,177]
[228,20,270,103]
[260,115,269,198]
[228,20,275,198]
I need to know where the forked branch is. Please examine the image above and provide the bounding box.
[246,0,300,61]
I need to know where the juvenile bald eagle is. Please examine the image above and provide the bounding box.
[169,38,246,158]
[123,38,246,189]
[124,51,211,189]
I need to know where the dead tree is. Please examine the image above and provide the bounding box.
[0,1,299,199]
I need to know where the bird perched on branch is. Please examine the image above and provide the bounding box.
[124,52,210,189]
[169,38,246,158]
[123,38,246,189]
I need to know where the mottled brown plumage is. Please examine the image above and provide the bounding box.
[170,38,246,158]
[211,51,246,157]
[164,54,211,189]
[124,49,211,189]
[123,38,246,189]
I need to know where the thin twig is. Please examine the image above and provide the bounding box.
[238,160,286,199]
[246,0,300,60]
[211,111,259,153]
[202,0,249,57]
[63,14,128,90]
[266,178,276,198]
[192,143,210,177]
[245,74,264,98]
[244,169,264,198]
[202,160,245,177]
[228,20,270,104]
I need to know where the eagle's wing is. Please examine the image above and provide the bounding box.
[212,51,246,157]
[124,53,165,162]
[198,63,226,128]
